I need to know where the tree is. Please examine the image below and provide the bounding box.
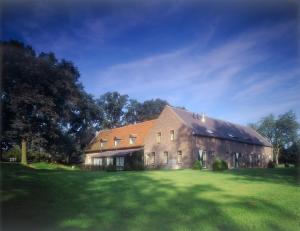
[124,99,142,124]
[1,40,102,163]
[280,139,300,166]
[97,92,128,129]
[250,111,299,165]
[137,99,168,122]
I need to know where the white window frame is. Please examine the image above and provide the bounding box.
[100,141,106,148]
[177,151,182,164]
[129,136,136,145]
[163,151,168,164]
[170,130,175,141]
[114,138,121,147]
[107,157,114,166]
[116,156,125,170]
[156,132,161,144]
[151,152,155,165]
[93,157,103,166]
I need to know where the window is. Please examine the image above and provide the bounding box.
[114,138,121,146]
[163,151,168,164]
[156,132,161,143]
[129,136,136,145]
[100,140,107,148]
[177,151,182,164]
[198,149,207,168]
[116,157,125,170]
[146,152,155,165]
[170,130,175,141]
[202,151,207,168]
[107,157,113,166]
[93,158,103,166]
[151,152,155,165]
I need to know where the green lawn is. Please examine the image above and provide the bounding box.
[1,163,300,231]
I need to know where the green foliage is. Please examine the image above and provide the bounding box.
[106,164,116,172]
[1,40,102,162]
[124,162,145,171]
[267,160,276,168]
[97,91,128,129]
[212,159,228,171]
[250,111,299,164]
[97,92,169,128]
[192,160,202,170]
[280,140,300,166]
[3,145,21,161]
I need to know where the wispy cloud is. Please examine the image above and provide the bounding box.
[88,20,299,124]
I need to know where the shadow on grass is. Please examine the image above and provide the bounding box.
[220,167,300,186]
[1,163,299,231]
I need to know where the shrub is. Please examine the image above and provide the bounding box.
[267,160,276,168]
[192,160,202,170]
[106,164,116,172]
[284,163,290,168]
[3,145,21,162]
[212,159,228,171]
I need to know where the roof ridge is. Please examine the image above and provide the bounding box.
[99,119,157,133]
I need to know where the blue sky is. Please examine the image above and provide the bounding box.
[2,0,300,125]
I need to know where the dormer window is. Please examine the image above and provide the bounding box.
[114,137,121,146]
[100,139,107,148]
[129,135,137,145]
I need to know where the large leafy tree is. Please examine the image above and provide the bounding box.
[250,111,299,164]
[136,99,168,122]
[97,92,128,129]
[1,40,101,163]
[97,92,169,127]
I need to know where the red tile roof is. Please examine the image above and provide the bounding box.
[85,120,157,153]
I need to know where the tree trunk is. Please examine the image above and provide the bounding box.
[273,146,279,165]
[21,138,27,165]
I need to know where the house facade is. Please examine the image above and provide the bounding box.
[84,106,272,169]
[84,120,156,170]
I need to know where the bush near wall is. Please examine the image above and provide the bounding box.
[192,160,202,170]
[267,160,276,168]
[212,159,228,171]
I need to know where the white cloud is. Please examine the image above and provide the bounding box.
[87,20,299,124]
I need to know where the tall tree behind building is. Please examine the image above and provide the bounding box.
[249,111,299,165]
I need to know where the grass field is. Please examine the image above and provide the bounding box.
[1,163,300,231]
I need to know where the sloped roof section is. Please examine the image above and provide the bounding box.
[85,119,157,153]
[169,106,272,147]
[87,148,143,158]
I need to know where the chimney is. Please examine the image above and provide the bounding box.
[201,112,205,123]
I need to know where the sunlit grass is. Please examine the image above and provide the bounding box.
[1,163,299,231]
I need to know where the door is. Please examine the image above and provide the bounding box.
[198,149,207,168]
[233,153,240,168]
[116,156,125,170]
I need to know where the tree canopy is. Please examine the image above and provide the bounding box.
[249,111,299,165]
[1,40,102,162]
[1,40,171,163]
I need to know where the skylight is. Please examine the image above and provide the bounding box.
[206,129,214,134]
[228,133,234,138]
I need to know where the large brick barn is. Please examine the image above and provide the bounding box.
[84,106,272,169]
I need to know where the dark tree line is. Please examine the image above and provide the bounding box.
[1,41,169,163]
